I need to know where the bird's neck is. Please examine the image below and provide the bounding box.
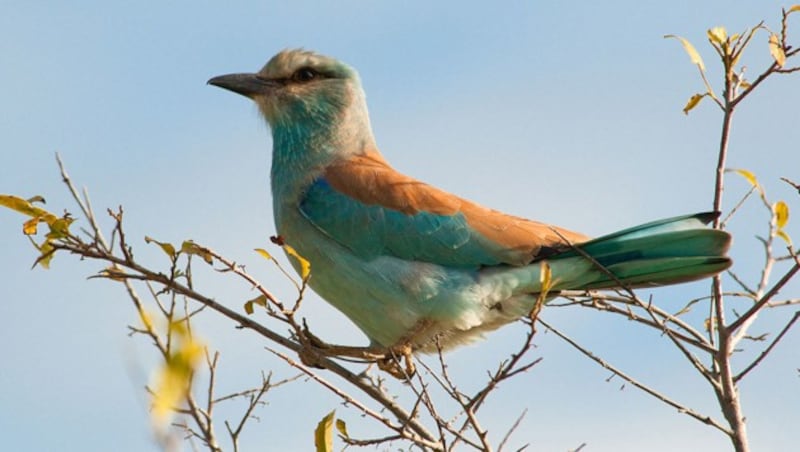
[269,100,377,205]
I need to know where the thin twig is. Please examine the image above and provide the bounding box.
[728,261,800,333]
[735,310,800,382]
[497,408,527,452]
[539,318,731,434]
[266,347,444,451]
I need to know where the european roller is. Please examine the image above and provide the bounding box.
[209,49,731,358]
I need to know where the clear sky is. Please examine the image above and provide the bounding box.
[1,1,798,451]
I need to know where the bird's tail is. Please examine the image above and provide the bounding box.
[542,212,732,291]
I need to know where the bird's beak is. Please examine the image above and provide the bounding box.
[207,73,277,98]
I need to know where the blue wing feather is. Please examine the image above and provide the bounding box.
[299,178,505,268]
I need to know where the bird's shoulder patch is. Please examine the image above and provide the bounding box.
[324,151,461,216]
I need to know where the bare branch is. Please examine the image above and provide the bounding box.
[735,310,800,382]
[265,347,443,450]
[497,408,527,452]
[539,318,731,435]
[728,261,800,333]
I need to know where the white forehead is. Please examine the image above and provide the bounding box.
[259,49,353,79]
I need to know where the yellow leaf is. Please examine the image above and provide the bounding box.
[707,27,727,45]
[141,310,154,332]
[99,266,128,281]
[34,241,56,269]
[0,194,50,218]
[665,34,706,71]
[284,244,311,281]
[727,168,758,187]
[774,201,789,229]
[532,261,552,319]
[540,261,552,290]
[46,216,74,240]
[1,195,61,235]
[769,33,786,67]
[738,79,751,90]
[683,93,707,115]
[788,5,800,14]
[181,240,213,264]
[26,195,46,204]
[244,294,268,315]
[23,217,41,235]
[152,338,204,424]
[254,248,273,260]
[169,318,190,337]
[145,236,176,259]
[776,230,793,246]
[314,410,335,452]
[335,418,349,439]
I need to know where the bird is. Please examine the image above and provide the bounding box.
[208,49,732,355]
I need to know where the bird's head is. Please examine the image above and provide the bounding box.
[209,49,370,139]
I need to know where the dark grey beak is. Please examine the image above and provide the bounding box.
[207,73,276,98]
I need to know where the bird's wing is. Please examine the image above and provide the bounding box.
[298,151,589,268]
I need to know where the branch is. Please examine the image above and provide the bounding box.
[539,318,731,435]
[735,310,800,382]
[266,347,443,450]
[728,260,800,333]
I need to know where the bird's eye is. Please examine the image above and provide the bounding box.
[292,67,317,83]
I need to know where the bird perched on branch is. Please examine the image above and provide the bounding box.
[209,49,731,356]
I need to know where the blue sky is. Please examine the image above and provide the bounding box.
[1,1,799,451]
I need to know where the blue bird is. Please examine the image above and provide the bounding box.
[209,49,731,355]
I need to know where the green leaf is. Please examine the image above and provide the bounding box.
[769,33,786,67]
[683,93,707,115]
[665,34,706,71]
[314,410,335,452]
[145,236,177,260]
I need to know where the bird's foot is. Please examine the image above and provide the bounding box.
[297,343,326,369]
[377,343,415,379]
[296,323,415,379]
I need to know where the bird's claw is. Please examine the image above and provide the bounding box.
[294,326,416,379]
[377,344,416,379]
[298,344,326,369]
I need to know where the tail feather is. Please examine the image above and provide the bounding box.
[545,212,732,290]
